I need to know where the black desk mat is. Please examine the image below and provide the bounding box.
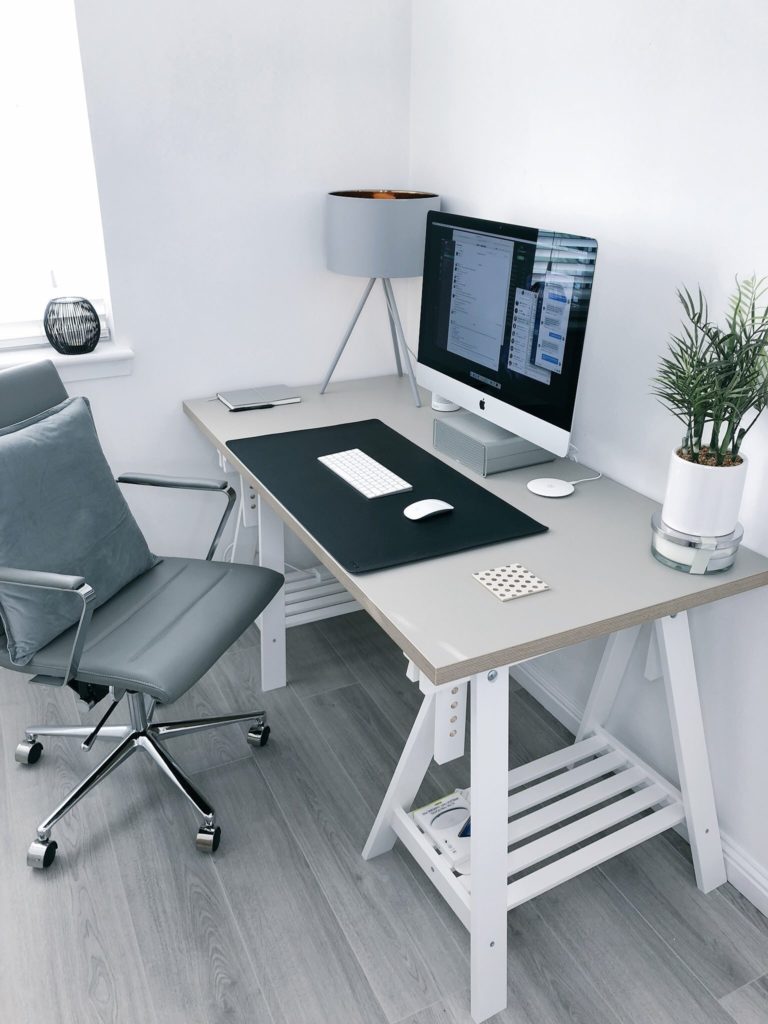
[227,419,547,573]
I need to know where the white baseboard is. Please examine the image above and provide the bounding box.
[721,836,768,919]
[513,662,768,921]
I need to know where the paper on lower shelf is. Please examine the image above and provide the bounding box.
[412,789,472,874]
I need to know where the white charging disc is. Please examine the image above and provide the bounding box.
[429,807,469,830]
[526,477,575,498]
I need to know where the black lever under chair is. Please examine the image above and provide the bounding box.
[0,360,284,869]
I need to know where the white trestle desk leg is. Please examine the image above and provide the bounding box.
[257,496,287,691]
[576,625,641,742]
[363,690,436,859]
[655,613,726,892]
[470,667,510,1023]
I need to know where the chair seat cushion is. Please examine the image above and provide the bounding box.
[0,396,160,665]
[2,558,283,703]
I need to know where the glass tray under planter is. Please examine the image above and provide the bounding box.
[651,510,743,574]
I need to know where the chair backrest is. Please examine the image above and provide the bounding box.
[0,360,69,430]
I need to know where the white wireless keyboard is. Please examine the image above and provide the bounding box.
[317,448,413,499]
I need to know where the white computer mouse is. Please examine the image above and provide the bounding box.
[403,498,455,521]
[526,477,575,498]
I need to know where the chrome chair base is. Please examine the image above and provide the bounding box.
[19,691,267,869]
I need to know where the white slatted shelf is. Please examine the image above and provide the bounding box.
[282,569,360,626]
[505,734,608,790]
[507,749,627,817]
[503,803,684,910]
[504,784,670,877]
[594,726,683,804]
[507,764,648,846]
[406,731,684,928]
[284,580,350,602]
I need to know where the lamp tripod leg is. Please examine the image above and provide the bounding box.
[383,279,403,377]
[382,278,421,408]
[320,277,376,394]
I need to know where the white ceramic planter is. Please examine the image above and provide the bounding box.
[661,450,747,537]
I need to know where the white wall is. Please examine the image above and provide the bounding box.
[410,0,768,903]
[73,0,412,562]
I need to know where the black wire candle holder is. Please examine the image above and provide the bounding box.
[43,297,101,355]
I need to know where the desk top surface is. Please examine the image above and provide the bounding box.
[184,376,768,683]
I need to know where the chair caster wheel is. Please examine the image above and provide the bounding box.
[27,838,57,870]
[247,724,270,748]
[16,739,43,765]
[196,825,221,853]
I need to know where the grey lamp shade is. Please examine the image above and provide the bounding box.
[325,190,441,279]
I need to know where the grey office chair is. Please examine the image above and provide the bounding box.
[0,361,284,869]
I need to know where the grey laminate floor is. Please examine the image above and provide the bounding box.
[2,610,768,1024]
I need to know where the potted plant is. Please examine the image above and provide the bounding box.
[652,276,768,537]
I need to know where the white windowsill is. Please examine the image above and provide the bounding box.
[0,341,134,383]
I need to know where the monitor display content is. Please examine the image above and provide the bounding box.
[417,212,598,436]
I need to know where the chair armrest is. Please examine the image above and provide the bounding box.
[116,474,236,561]
[0,567,95,685]
[0,567,87,591]
[117,473,229,492]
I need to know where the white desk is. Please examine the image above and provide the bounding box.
[184,375,768,1023]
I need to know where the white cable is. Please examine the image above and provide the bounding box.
[565,443,602,484]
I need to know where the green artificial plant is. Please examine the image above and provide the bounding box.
[652,275,768,465]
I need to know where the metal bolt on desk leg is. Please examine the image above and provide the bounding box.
[487,670,498,682]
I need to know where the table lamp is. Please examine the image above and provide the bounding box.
[321,189,441,407]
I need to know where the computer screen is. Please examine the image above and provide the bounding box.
[416,211,598,453]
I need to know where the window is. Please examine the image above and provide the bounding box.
[0,1,111,349]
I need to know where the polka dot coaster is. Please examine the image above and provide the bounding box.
[472,563,550,602]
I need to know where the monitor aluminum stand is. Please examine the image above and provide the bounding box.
[320,277,421,408]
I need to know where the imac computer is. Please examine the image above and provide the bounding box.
[415,211,598,464]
